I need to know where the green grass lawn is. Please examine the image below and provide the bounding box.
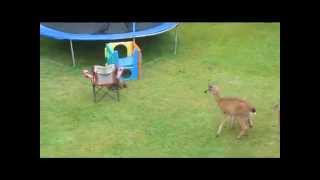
[40,23,280,157]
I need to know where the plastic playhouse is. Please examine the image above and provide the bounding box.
[105,41,142,81]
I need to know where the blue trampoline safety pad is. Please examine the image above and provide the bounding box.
[40,23,178,41]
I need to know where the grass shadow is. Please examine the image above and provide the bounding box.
[40,31,175,68]
[135,32,175,64]
[40,38,106,68]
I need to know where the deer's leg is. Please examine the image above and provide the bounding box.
[248,115,253,128]
[216,118,227,137]
[237,116,249,139]
[223,113,234,129]
[230,115,235,129]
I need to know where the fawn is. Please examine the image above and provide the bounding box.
[205,84,256,139]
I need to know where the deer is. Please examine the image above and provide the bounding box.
[204,84,256,139]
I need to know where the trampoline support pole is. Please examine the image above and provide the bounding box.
[69,40,76,67]
[133,22,136,45]
[174,26,178,55]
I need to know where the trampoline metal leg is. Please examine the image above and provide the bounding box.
[174,26,178,55]
[70,40,76,67]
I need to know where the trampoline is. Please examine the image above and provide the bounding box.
[40,22,179,66]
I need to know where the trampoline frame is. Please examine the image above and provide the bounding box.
[41,23,179,66]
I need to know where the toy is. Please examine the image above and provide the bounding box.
[105,41,142,80]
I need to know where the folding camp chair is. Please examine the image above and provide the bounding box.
[82,65,125,103]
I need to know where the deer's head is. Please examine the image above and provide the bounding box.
[204,83,220,95]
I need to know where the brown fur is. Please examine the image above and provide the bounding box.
[205,84,256,139]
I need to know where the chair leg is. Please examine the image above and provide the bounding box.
[112,86,120,102]
[116,88,120,102]
[92,84,96,103]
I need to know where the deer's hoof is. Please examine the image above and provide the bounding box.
[216,134,220,138]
